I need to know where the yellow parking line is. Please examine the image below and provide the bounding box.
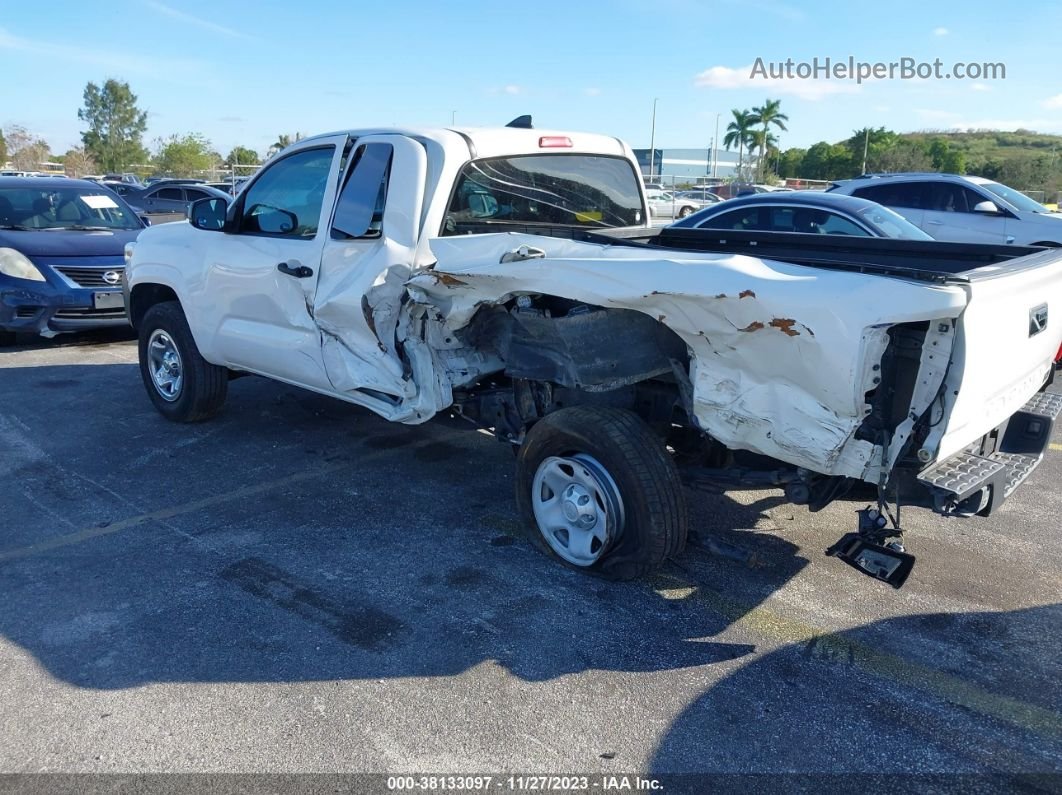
[652,572,1062,741]
[1049,443,1062,452]
[0,432,463,564]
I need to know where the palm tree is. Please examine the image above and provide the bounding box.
[267,133,304,157]
[723,109,755,176]
[747,130,780,180]
[749,99,789,181]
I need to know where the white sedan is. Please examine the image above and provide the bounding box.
[644,189,710,220]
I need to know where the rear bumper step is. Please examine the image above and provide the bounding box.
[917,390,1062,516]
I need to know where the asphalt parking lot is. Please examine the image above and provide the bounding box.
[1,331,1060,783]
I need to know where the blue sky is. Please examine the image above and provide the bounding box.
[3,0,1062,160]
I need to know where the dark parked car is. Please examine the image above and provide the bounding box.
[122,183,231,215]
[668,190,934,239]
[0,177,147,343]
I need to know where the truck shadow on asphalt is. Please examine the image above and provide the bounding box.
[647,602,1062,775]
[0,361,811,689]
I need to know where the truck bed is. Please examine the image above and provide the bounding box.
[446,221,1045,283]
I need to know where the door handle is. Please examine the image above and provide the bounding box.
[277,261,314,278]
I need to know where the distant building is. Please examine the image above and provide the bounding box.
[632,147,744,182]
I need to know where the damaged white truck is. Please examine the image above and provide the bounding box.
[123,121,1062,587]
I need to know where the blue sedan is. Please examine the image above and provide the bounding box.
[667,190,933,240]
[0,177,147,344]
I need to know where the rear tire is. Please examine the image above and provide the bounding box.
[138,301,227,422]
[0,330,16,347]
[678,206,694,219]
[515,407,688,580]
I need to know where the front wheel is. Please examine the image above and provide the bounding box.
[677,206,694,219]
[138,301,228,422]
[515,407,688,580]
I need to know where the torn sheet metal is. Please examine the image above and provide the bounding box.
[408,232,969,480]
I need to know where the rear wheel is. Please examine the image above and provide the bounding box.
[515,407,688,579]
[138,301,227,422]
[677,206,694,218]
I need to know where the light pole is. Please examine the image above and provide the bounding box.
[712,113,720,178]
[862,127,870,174]
[648,98,658,180]
[451,110,457,126]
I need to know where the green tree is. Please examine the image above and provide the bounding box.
[801,141,854,180]
[0,129,7,166]
[226,146,260,166]
[748,99,789,181]
[940,149,966,174]
[723,109,755,176]
[842,127,897,173]
[78,79,149,172]
[876,139,933,173]
[153,133,214,177]
[777,147,806,179]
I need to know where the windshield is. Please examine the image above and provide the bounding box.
[443,154,645,234]
[0,185,142,230]
[856,205,932,240]
[978,181,1050,214]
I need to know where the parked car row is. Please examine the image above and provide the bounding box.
[3,164,1060,346]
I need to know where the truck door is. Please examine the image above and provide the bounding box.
[202,136,346,388]
[313,135,429,398]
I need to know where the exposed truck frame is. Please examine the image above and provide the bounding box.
[123,124,1062,588]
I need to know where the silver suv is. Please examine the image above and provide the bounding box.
[829,173,1062,247]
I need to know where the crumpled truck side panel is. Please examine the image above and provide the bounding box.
[409,233,968,479]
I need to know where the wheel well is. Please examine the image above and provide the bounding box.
[129,283,179,330]
[1032,241,1061,248]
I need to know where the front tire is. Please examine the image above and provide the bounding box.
[677,206,694,219]
[0,329,16,347]
[138,301,227,422]
[515,407,688,579]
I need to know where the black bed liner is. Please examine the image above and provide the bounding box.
[448,221,1046,284]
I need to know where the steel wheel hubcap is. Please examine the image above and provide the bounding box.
[147,329,183,402]
[531,453,625,566]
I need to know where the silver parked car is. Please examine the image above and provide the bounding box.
[645,189,712,220]
[829,173,1062,247]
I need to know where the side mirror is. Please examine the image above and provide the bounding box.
[246,203,298,235]
[972,200,1001,215]
[190,197,229,231]
[139,215,152,227]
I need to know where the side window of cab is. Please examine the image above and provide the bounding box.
[331,143,393,239]
[238,146,335,238]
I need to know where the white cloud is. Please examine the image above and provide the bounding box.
[0,25,204,78]
[933,26,949,36]
[693,64,860,101]
[584,87,602,97]
[1043,93,1062,109]
[503,85,522,95]
[970,83,991,92]
[145,1,255,40]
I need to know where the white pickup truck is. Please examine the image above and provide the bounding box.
[123,122,1062,587]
